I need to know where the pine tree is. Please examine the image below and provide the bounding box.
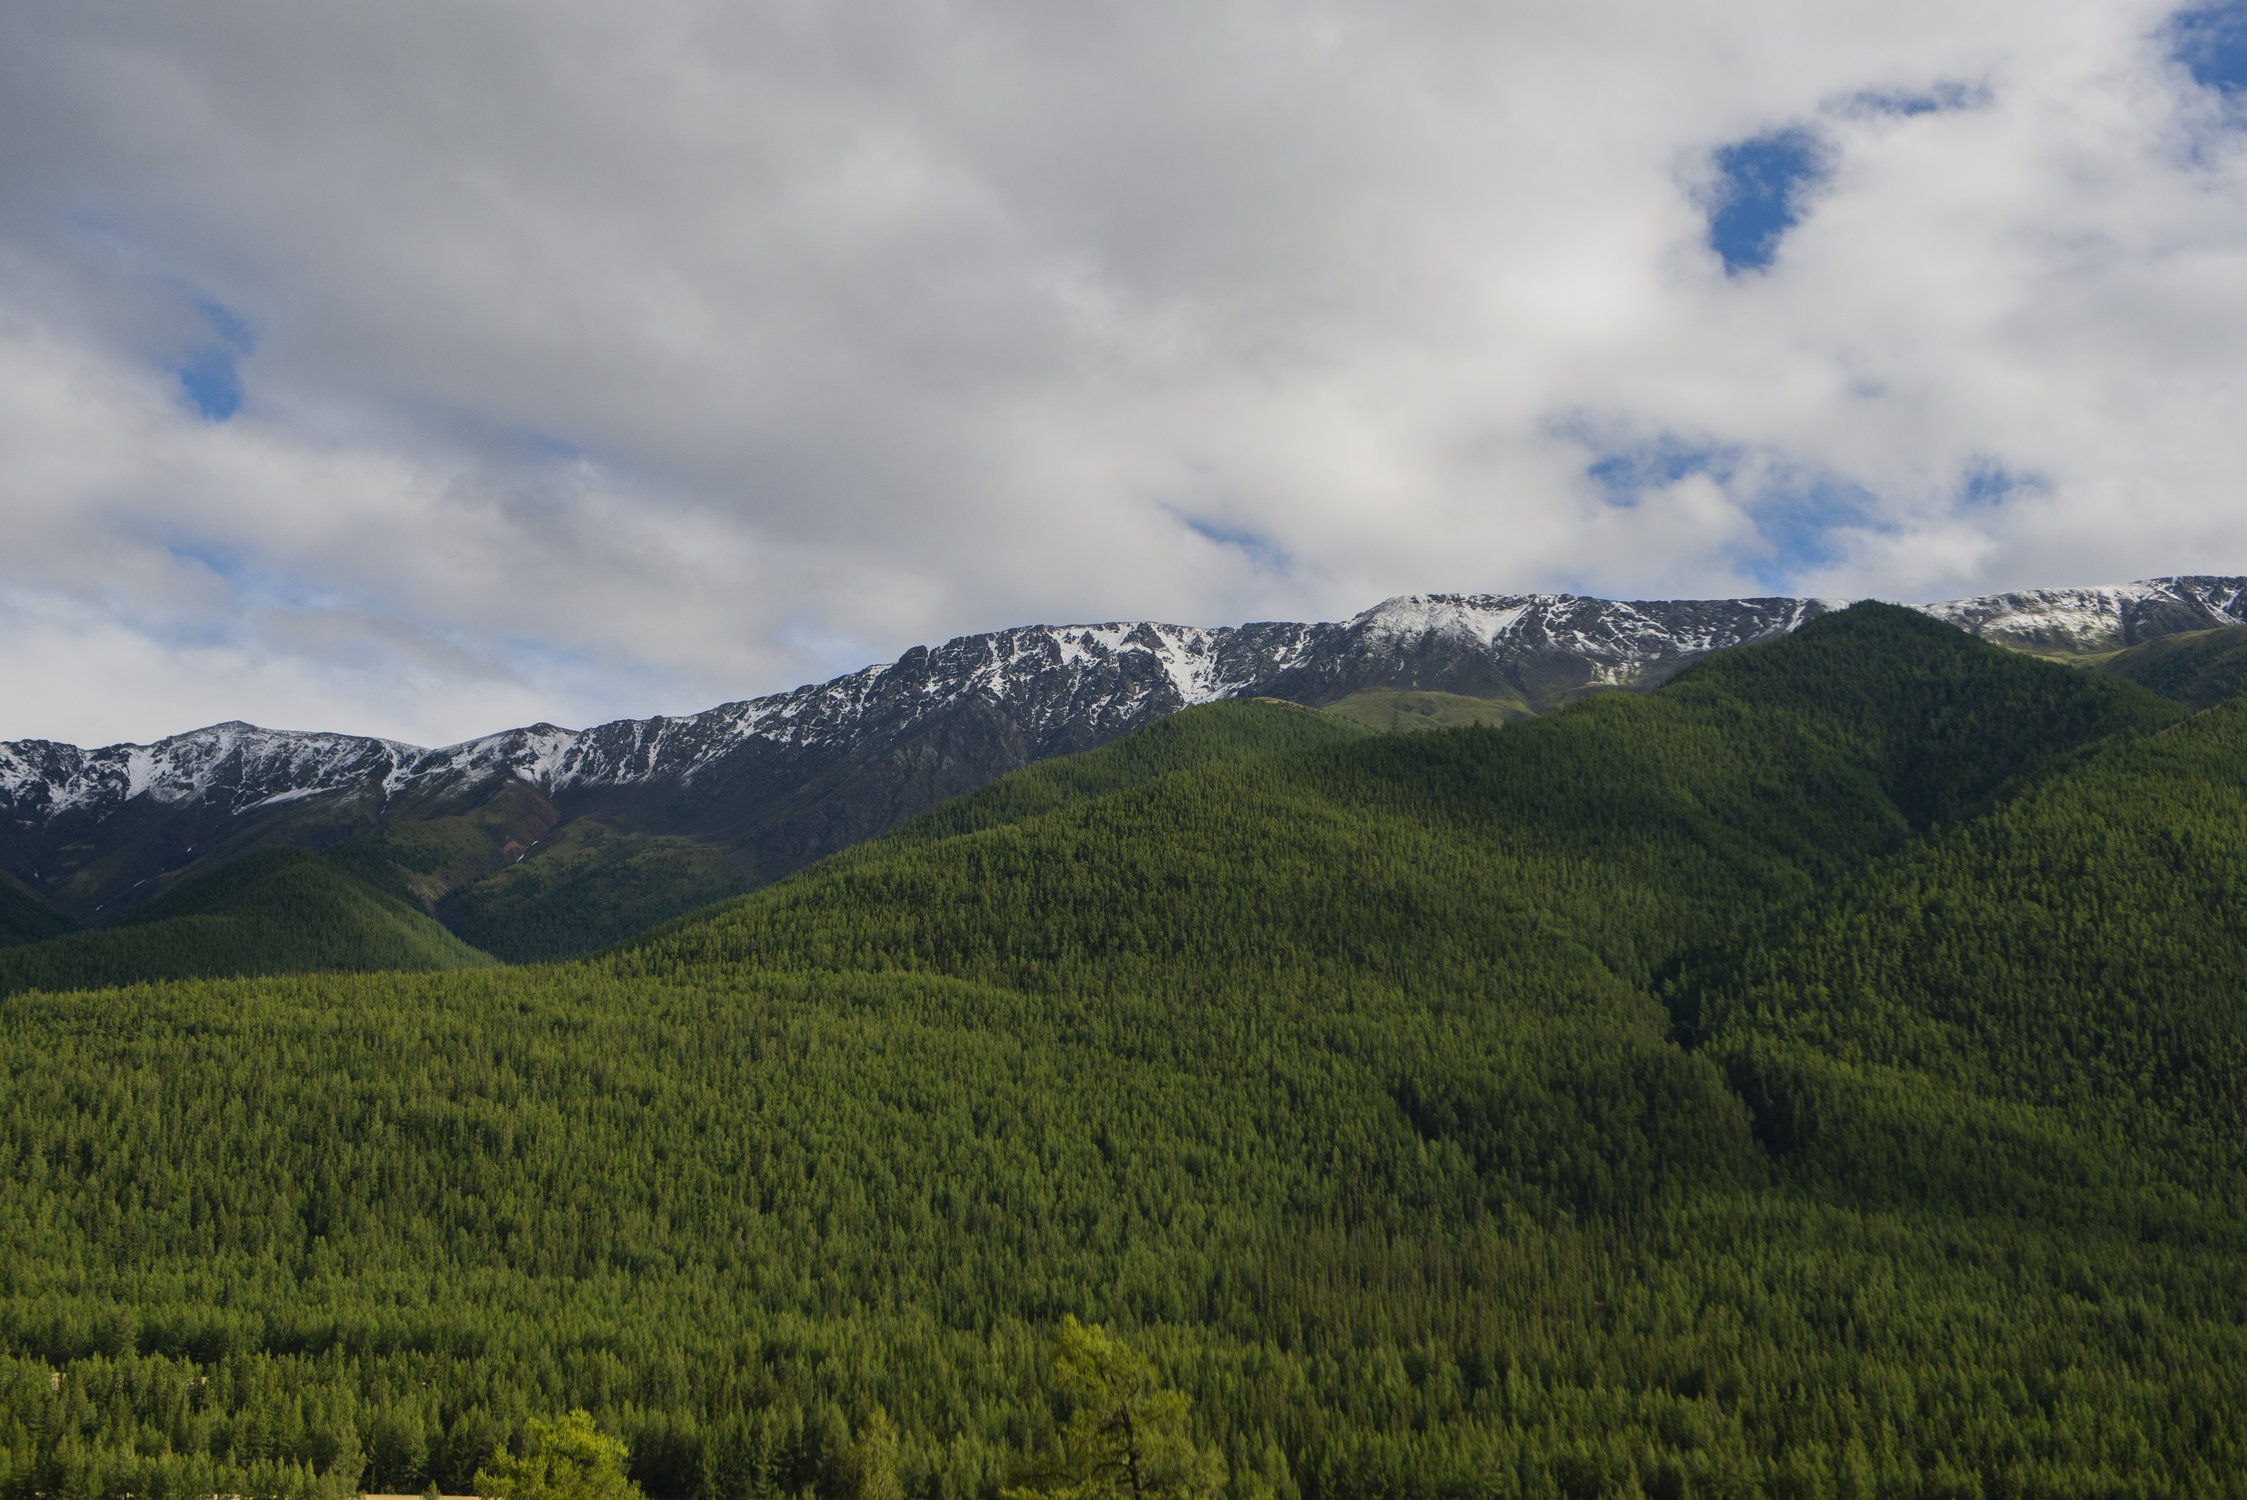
[840,1411,904,1500]
[1003,1321,1225,1500]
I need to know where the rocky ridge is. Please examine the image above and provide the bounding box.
[5,576,2242,923]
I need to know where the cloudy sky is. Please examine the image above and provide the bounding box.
[3,1,2244,747]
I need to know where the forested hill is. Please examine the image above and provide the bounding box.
[2,605,2245,1499]
[0,848,494,996]
[621,604,2181,997]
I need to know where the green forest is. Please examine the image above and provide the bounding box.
[3,606,2245,1497]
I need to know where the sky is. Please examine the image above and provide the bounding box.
[2,1,2245,749]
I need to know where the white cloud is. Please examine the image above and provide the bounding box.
[0,0,2242,743]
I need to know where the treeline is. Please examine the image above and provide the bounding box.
[1,608,2244,1496]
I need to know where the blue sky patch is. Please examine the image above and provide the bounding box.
[1179,513,1292,575]
[166,537,250,583]
[1706,128,1831,276]
[2172,1,2247,92]
[519,431,594,465]
[1575,430,1880,593]
[1839,80,1986,118]
[1737,478,1879,590]
[1585,437,1740,506]
[160,535,331,619]
[178,348,243,422]
[1959,459,2046,508]
[177,296,254,421]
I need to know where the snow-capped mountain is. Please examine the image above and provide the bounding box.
[5,576,2242,923]
[1919,576,2247,651]
[399,592,1832,801]
[0,724,417,824]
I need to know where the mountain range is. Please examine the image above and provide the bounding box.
[4,574,2244,954]
[6,598,2246,1495]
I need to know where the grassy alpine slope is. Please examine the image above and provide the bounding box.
[1315,687,1533,732]
[0,847,494,996]
[1,607,2242,1499]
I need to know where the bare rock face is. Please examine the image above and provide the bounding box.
[6,576,2242,921]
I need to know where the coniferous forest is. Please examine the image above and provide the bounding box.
[4,606,2247,1497]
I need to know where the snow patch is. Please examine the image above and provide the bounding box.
[239,784,330,813]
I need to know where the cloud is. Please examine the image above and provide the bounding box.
[0,1,2244,744]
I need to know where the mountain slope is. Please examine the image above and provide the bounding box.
[0,871,69,947]
[434,821,742,963]
[2098,623,2247,709]
[0,847,494,996]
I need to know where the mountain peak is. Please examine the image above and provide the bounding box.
[1351,593,1551,644]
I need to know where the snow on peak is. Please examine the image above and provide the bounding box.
[400,722,588,793]
[1353,594,1550,645]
